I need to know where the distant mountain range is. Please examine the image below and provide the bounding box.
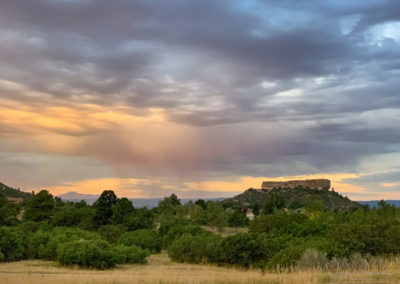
[58,191,99,200]
[357,200,400,207]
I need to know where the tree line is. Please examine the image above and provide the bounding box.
[0,190,399,270]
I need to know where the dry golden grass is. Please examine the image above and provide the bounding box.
[201,226,248,237]
[0,254,399,284]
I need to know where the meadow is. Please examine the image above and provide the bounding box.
[1,253,399,284]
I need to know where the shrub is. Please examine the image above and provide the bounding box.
[267,246,306,270]
[27,227,102,260]
[17,221,40,235]
[220,233,281,268]
[326,253,369,271]
[119,229,161,253]
[162,225,211,249]
[327,224,366,258]
[0,227,26,261]
[112,245,149,264]
[297,248,329,270]
[125,208,155,231]
[99,225,125,244]
[250,212,307,235]
[167,234,222,264]
[26,230,51,259]
[57,239,116,269]
[158,215,190,237]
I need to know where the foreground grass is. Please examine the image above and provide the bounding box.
[0,254,399,284]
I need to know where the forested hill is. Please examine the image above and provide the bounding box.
[223,187,359,212]
[0,182,31,199]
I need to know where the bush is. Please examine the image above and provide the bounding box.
[125,208,155,231]
[112,245,149,264]
[57,239,117,269]
[162,225,211,249]
[220,233,280,268]
[0,227,26,261]
[119,229,161,253]
[326,253,369,271]
[267,246,306,270]
[17,221,40,235]
[99,225,125,244]
[158,215,190,237]
[250,212,307,235]
[27,227,101,260]
[167,234,222,264]
[26,230,51,259]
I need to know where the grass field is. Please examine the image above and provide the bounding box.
[201,226,249,237]
[0,253,399,284]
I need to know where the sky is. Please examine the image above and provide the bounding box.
[1,0,400,200]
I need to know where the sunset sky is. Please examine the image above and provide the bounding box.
[1,0,400,200]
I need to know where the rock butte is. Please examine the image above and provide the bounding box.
[260,179,331,191]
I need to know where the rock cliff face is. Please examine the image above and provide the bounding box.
[261,179,330,190]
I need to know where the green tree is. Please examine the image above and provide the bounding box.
[23,190,55,222]
[167,234,222,264]
[263,194,286,214]
[93,190,118,226]
[53,201,95,229]
[0,195,19,226]
[188,204,206,225]
[249,212,307,235]
[220,233,278,268]
[119,229,161,253]
[228,210,249,229]
[194,199,206,209]
[157,194,181,214]
[0,227,26,261]
[125,207,154,231]
[305,196,325,215]
[205,201,228,232]
[57,239,117,269]
[162,225,211,249]
[98,225,126,243]
[112,198,134,224]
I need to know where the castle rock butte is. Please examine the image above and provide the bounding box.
[261,179,331,190]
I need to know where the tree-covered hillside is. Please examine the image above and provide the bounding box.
[223,186,359,212]
[0,182,31,199]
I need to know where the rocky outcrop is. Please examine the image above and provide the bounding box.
[261,179,330,190]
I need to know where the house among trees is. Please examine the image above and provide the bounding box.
[245,208,254,220]
[6,197,23,204]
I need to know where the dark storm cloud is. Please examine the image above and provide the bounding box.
[1,0,400,188]
[1,0,399,111]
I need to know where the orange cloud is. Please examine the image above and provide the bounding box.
[380,182,400,187]
[47,178,155,197]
